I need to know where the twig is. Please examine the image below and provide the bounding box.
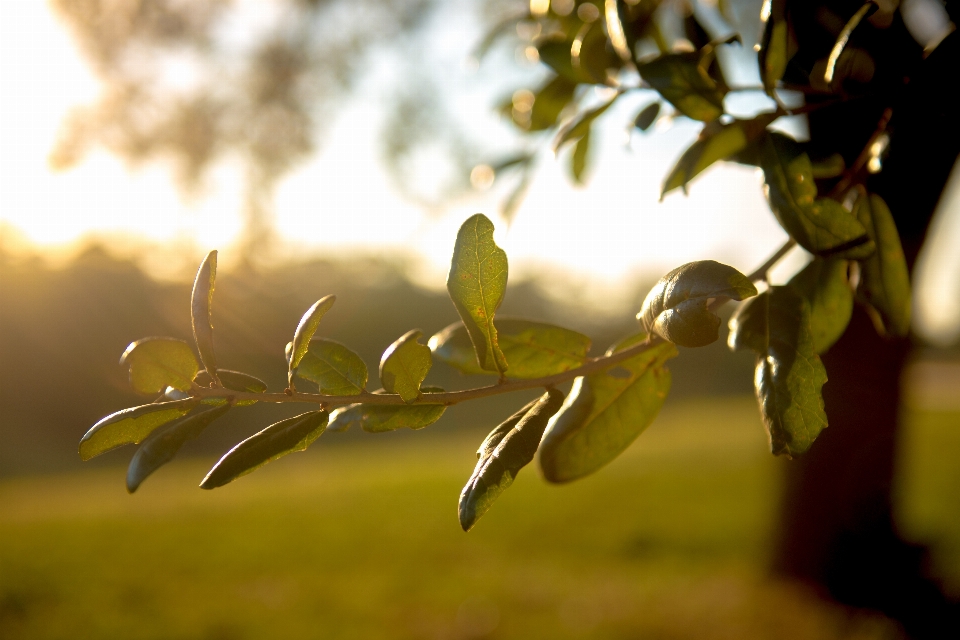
[191,238,799,409]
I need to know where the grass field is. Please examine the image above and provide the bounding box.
[1,396,957,640]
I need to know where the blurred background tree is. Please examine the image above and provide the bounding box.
[2,0,960,637]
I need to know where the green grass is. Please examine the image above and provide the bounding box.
[1,397,956,640]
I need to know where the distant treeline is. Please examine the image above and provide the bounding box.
[0,245,754,476]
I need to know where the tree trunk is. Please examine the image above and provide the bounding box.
[773,6,960,636]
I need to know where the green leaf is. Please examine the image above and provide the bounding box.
[760,134,874,258]
[79,398,198,461]
[576,22,622,83]
[120,337,200,395]
[327,387,447,433]
[429,319,591,379]
[527,75,578,131]
[728,286,828,456]
[446,214,509,375]
[379,330,432,403]
[787,258,853,354]
[195,369,267,406]
[459,389,565,531]
[662,115,776,198]
[855,194,911,336]
[637,53,725,122]
[200,410,328,489]
[633,102,660,132]
[126,403,231,493]
[810,154,845,179]
[539,335,678,483]
[638,260,758,348]
[553,95,618,153]
[191,250,219,383]
[758,2,789,95]
[296,339,368,396]
[289,295,337,375]
[537,36,592,83]
[570,130,591,184]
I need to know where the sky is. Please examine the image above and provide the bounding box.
[1,0,958,343]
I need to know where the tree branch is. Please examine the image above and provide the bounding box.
[191,239,799,409]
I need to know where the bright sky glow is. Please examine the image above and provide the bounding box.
[1,1,958,342]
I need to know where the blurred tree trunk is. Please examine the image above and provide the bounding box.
[773,5,960,636]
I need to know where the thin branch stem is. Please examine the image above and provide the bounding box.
[191,238,799,410]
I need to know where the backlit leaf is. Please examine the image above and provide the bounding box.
[191,250,219,383]
[126,403,231,493]
[662,115,776,198]
[728,286,828,456]
[195,369,267,406]
[459,389,565,531]
[788,258,853,353]
[297,339,368,396]
[447,214,509,375]
[760,134,874,258]
[289,295,337,375]
[120,337,199,395]
[855,194,911,336]
[200,410,328,489]
[429,319,591,379]
[539,335,678,483]
[327,387,446,433]
[758,0,789,95]
[79,398,198,461]
[571,130,591,184]
[380,330,432,403]
[554,95,618,153]
[638,260,757,348]
[637,53,725,122]
[527,75,578,131]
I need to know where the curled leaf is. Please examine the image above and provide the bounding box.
[380,330,432,403]
[855,194,911,336]
[824,2,878,86]
[459,388,565,531]
[191,250,219,384]
[430,318,590,379]
[447,214,509,375]
[728,286,828,456]
[79,398,198,461]
[758,0,789,96]
[120,337,199,395]
[289,295,337,376]
[539,335,677,483]
[200,410,328,489]
[638,261,758,348]
[297,339,368,396]
[127,403,231,493]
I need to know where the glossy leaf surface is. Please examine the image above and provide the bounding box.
[120,337,199,395]
[760,134,873,258]
[326,387,446,433]
[200,410,328,489]
[856,194,911,337]
[379,330,432,403]
[459,389,565,531]
[728,286,828,456]
[637,53,725,122]
[788,258,853,354]
[297,339,368,396]
[126,403,231,492]
[638,261,757,348]
[539,335,677,483]
[191,250,219,382]
[429,319,590,379]
[79,398,198,460]
[447,214,509,375]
